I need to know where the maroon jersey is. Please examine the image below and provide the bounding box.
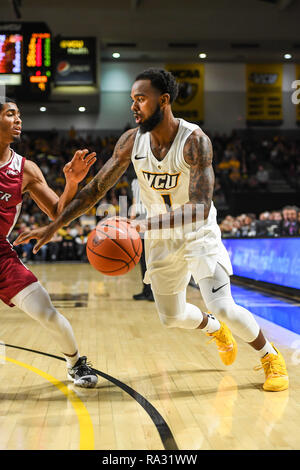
[0,149,37,306]
[0,149,25,238]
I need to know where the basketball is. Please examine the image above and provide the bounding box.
[86,218,142,276]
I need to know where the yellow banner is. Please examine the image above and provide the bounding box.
[295,65,300,123]
[246,64,283,124]
[165,63,204,122]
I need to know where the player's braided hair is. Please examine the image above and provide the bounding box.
[135,68,179,103]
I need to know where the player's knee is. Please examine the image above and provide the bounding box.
[42,305,59,326]
[209,302,235,322]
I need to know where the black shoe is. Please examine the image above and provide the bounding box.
[133,291,155,301]
[67,356,98,388]
[147,293,155,302]
[133,292,149,300]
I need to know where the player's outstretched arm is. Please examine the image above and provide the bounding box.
[14,128,137,252]
[22,149,96,220]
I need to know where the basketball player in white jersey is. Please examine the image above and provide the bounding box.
[0,98,98,387]
[15,70,288,392]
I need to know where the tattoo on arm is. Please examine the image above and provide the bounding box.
[184,133,214,219]
[52,129,136,227]
[145,133,215,231]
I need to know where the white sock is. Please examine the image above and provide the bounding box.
[258,340,277,358]
[11,282,81,368]
[65,352,80,368]
[201,313,221,334]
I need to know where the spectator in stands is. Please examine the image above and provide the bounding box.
[213,177,227,208]
[246,174,259,191]
[254,211,271,237]
[229,167,242,192]
[48,232,63,261]
[74,225,88,261]
[242,213,257,237]
[262,210,283,237]
[256,165,270,191]
[280,205,299,236]
[270,210,282,222]
[228,152,241,171]
[219,219,234,238]
[231,218,242,237]
[60,226,75,260]
[219,205,300,239]
[19,225,33,262]
[110,190,120,215]
[68,126,77,140]
[297,210,300,235]
[247,152,259,175]
[217,152,232,173]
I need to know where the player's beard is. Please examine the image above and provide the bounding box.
[139,105,164,134]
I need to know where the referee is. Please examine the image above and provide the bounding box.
[130,178,154,301]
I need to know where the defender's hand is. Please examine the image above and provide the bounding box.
[63,149,97,184]
[13,224,58,254]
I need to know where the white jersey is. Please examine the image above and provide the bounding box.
[131,118,197,216]
[130,118,233,293]
[131,118,217,233]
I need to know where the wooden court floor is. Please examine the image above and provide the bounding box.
[0,262,299,450]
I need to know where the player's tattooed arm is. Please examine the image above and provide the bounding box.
[183,130,214,220]
[49,128,137,228]
[13,128,137,252]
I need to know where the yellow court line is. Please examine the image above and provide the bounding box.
[0,355,95,450]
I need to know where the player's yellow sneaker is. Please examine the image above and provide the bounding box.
[254,345,289,392]
[207,321,237,366]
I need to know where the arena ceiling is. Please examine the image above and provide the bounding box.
[2,0,300,62]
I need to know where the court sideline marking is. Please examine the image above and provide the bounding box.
[2,343,179,450]
[0,355,95,450]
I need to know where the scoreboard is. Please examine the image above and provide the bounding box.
[0,22,98,105]
[25,31,51,94]
[0,22,52,100]
[0,33,22,84]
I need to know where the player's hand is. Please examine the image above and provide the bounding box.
[13,224,58,254]
[63,149,97,184]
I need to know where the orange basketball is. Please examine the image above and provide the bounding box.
[86,218,142,276]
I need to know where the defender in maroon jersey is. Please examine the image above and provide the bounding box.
[0,98,99,387]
